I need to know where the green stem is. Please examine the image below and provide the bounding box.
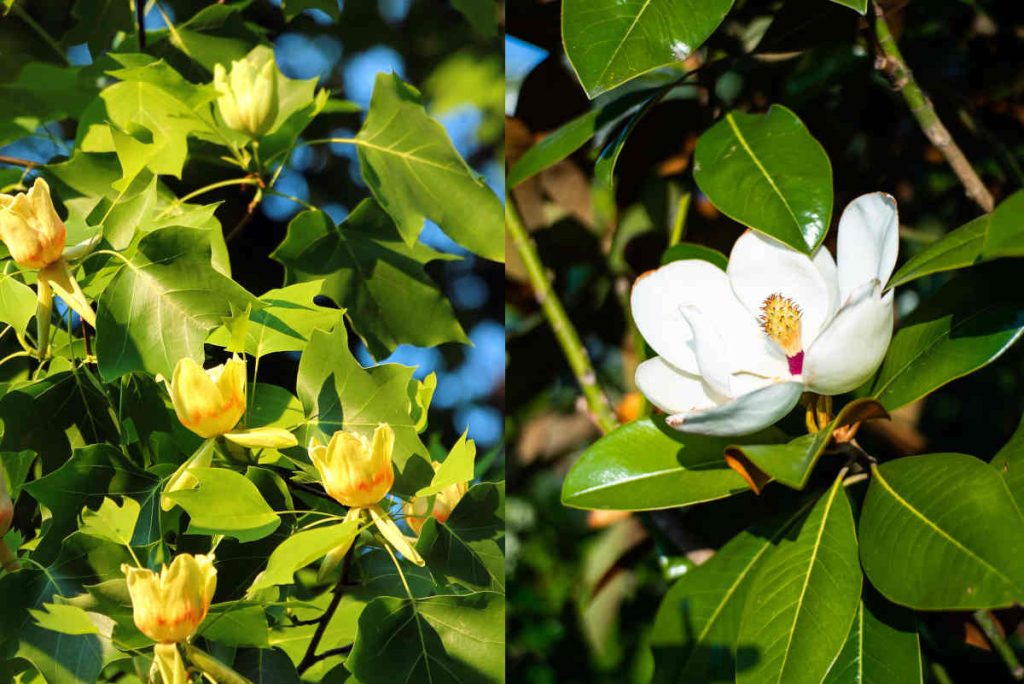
[11,4,68,65]
[157,177,261,218]
[871,2,994,213]
[974,610,1024,681]
[506,196,617,433]
[930,662,954,684]
[182,643,252,684]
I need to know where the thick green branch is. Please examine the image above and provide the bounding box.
[506,196,617,433]
[974,610,1024,681]
[872,2,994,212]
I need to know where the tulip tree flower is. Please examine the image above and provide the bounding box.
[0,178,97,357]
[310,423,425,574]
[631,193,898,437]
[123,553,217,683]
[404,462,469,535]
[214,48,280,140]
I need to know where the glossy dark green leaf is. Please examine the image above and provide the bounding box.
[871,266,1024,410]
[822,587,922,684]
[347,592,504,684]
[594,85,670,192]
[271,203,467,359]
[561,418,784,510]
[661,242,728,269]
[417,483,504,591]
[694,106,833,253]
[451,0,497,36]
[356,73,503,262]
[95,227,257,382]
[651,500,813,683]
[888,191,1024,289]
[736,476,862,684]
[991,412,1024,512]
[562,0,734,98]
[860,453,1024,609]
[829,0,868,14]
[726,399,888,490]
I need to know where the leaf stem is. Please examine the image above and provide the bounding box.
[974,610,1024,680]
[506,196,617,433]
[0,154,38,170]
[871,2,994,212]
[157,177,262,218]
[296,553,351,674]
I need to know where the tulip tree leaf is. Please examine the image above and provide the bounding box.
[417,430,475,497]
[726,398,888,490]
[736,476,862,684]
[416,483,504,592]
[197,603,270,648]
[271,202,468,360]
[888,191,1024,289]
[694,106,833,253]
[822,588,922,684]
[561,418,784,510]
[0,273,37,335]
[871,265,1024,411]
[650,500,813,683]
[79,496,140,547]
[163,467,281,543]
[355,73,504,262]
[296,319,429,494]
[250,521,360,591]
[207,281,338,358]
[562,0,734,98]
[96,227,258,382]
[346,592,504,684]
[860,453,1024,609]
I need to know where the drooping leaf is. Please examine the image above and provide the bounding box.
[859,453,1024,609]
[416,483,504,591]
[650,500,813,683]
[249,520,359,591]
[871,265,1024,410]
[271,203,467,359]
[95,227,257,382]
[822,587,922,684]
[356,73,503,262]
[561,418,783,510]
[694,106,833,253]
[346,592,505,684]
[0,273,37,335]
[163,467,281,543]
[736,475,862,684]
[562,0,734,98]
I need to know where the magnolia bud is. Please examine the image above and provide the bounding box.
[309,424,395,508]
[122,553,217,644]
[214,48,280,139]
[0,178,66,269]
[404,462,469,535]
[168,355,246,438]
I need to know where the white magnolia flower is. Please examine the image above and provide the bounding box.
[632,193,898,436]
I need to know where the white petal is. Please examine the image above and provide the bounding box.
[679,306,733,396]
[836,192,899,301]
[812,245,840,316]
[634,357,720,415]
[665,381,804,437]
[632,260,743,375]
[803,280,893,395]
[728,231,836,344]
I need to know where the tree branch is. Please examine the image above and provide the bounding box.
[135,0,147,51]
[506,195,618,433]
[871,1,994,212]
[974,610,1024,681]
[0,155,38,169]
[297,553,351,674]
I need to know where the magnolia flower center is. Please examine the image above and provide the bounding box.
[759,293,804,374]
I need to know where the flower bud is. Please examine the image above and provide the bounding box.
[404,462,469,535]
[169,355,246,438]
[310,424,395,508]
[214,49,279,139]
[0,466,12,538]
[122,553,217,644]
[0,178,66,269]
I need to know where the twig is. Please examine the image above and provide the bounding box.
[974,610,1024,681]
[297,553,351,674]
[135,0,146,50]
[506,195,618,433]
[871,2,994,212]
[225,187,262,243]
[0,155,37,169]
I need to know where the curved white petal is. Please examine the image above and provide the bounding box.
[680,306,734,397]
[836,192,899,301]
[665,380,804,437]
[728,231,836,344]
[803,280,893,395]
[634,356,721,415]
[812,245,840,316]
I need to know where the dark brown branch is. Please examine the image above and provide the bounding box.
[297,554,352,673]
[136,0,146,50]
[0,155,37,169]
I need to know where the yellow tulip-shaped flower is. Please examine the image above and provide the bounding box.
[310,424,395,508]
[169,355,247,438]
[405,463,469,535]
[122,553,217,644]
[214,48,279,139]
[0,178,66,269]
